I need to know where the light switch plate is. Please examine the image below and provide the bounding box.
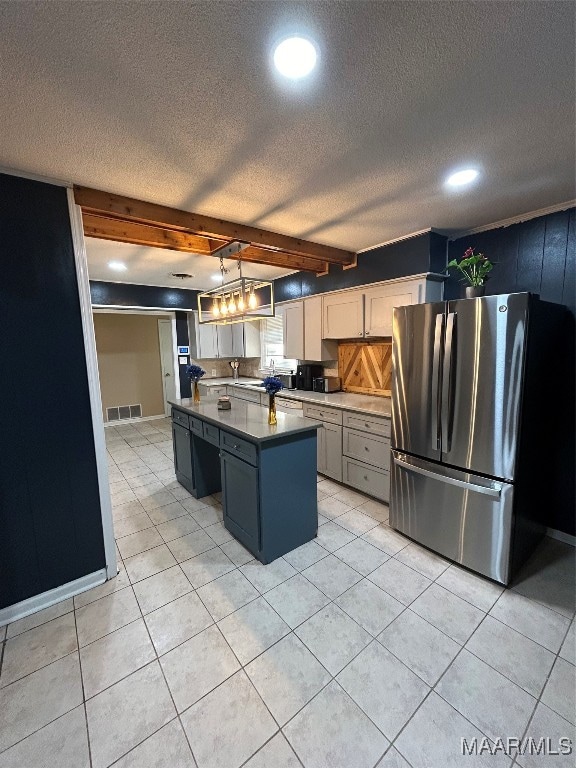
[211,369,217,376]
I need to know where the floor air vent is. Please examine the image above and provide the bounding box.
[106,404,142,421]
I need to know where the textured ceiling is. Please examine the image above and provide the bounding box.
[1,1,574,287]
[86,238,292,288]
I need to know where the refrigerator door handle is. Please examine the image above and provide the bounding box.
[431,313,444,450]
[394,456,502,498]
[441,312,456,451]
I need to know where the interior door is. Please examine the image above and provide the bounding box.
[158,319,177,416]
[391,301,445,462]
[441,294,528,480]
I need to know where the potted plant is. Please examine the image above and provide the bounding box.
[261,376,284,425]
[186,364,206,403]
[447,247,494,298]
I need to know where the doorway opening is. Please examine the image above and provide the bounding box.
[92,308,179,424]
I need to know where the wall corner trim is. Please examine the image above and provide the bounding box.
[68,190,117,579]
[546,528,576,547]
[0,569,107,627]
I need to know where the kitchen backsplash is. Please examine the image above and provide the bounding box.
[193,357,262,378]
[193,356,339,380]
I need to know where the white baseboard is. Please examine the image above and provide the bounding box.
[0,569,107,627]
[105,414,167,427]
[546,528,576,547]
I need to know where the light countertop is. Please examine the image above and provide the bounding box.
[199,377,262,387]
[169,399,321,443]
[278,390,391,418]
[198,377,391,418]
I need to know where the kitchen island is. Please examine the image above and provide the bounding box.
[169,398,320,564]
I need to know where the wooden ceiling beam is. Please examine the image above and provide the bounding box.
[227,246,328,274]
[82,214,218,255]
[82,213,326,273]
[74,185,354,266]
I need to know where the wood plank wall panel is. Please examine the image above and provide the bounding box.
[0,174,106,609]
[445,207,575,308]
[338,342,392,396]
[447,207,575,536]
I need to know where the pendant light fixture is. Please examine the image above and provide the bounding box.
[198,242,275,325]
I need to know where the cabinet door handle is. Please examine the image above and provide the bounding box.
[364,446,369,451]
[358,332,362,336]
[233,444,239,449]
[364,475,369,481]
[366,331,370,335]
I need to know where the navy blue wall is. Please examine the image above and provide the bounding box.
[175,311,192,398]
[445,208,575,312]
[447,207,575,537]
[274,231,447,302]
[90,280,198,310]
[0,174,106,609]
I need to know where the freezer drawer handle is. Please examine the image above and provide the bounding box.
[394,457,502,498]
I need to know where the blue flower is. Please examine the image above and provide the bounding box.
[186,364,206,381]
[261,376,284,395]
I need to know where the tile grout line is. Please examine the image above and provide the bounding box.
[6,426,571,766]
[73,602,94,768]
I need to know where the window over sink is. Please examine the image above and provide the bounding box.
[259,316,298,373]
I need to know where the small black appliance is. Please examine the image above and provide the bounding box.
[296,364,323,391]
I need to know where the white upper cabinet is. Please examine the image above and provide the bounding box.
[217,325,235,358]
[322,277,443,340]
[304,296,338,361]
[232,321,261,358]
[189,312,261,358]
[322,290,364,339]
[279,301,305,360]
[364,281,421,337]
[197,320,219,358]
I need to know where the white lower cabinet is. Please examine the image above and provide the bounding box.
[341,412,391,502]
[342,457,390,501]
[303,403,343,482]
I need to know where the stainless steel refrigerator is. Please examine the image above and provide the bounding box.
[390,292,562,584]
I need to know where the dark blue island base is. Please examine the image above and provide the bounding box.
[170,401,320,564]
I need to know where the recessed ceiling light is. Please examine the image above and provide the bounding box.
[273,36,317,79]
[211,273,222,281]
[108,261,127,271]
[446,169,480,187]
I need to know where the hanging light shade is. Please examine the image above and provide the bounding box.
[198,244,275,325]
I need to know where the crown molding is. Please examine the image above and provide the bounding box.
[448,200,576,240]
[357,228,434,254]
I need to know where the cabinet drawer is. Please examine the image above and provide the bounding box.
[171,408,190,428]
[189,415,203,436]
[220,430,258,466]
[342,457,390,502]
[302,403,342,425]
[205,386,227,397]
[234,388,262,404]
[342,412,390,437]
[202,421,220,446]
[343,427,390,470]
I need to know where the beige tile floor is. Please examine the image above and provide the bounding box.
[0,416,575,768]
